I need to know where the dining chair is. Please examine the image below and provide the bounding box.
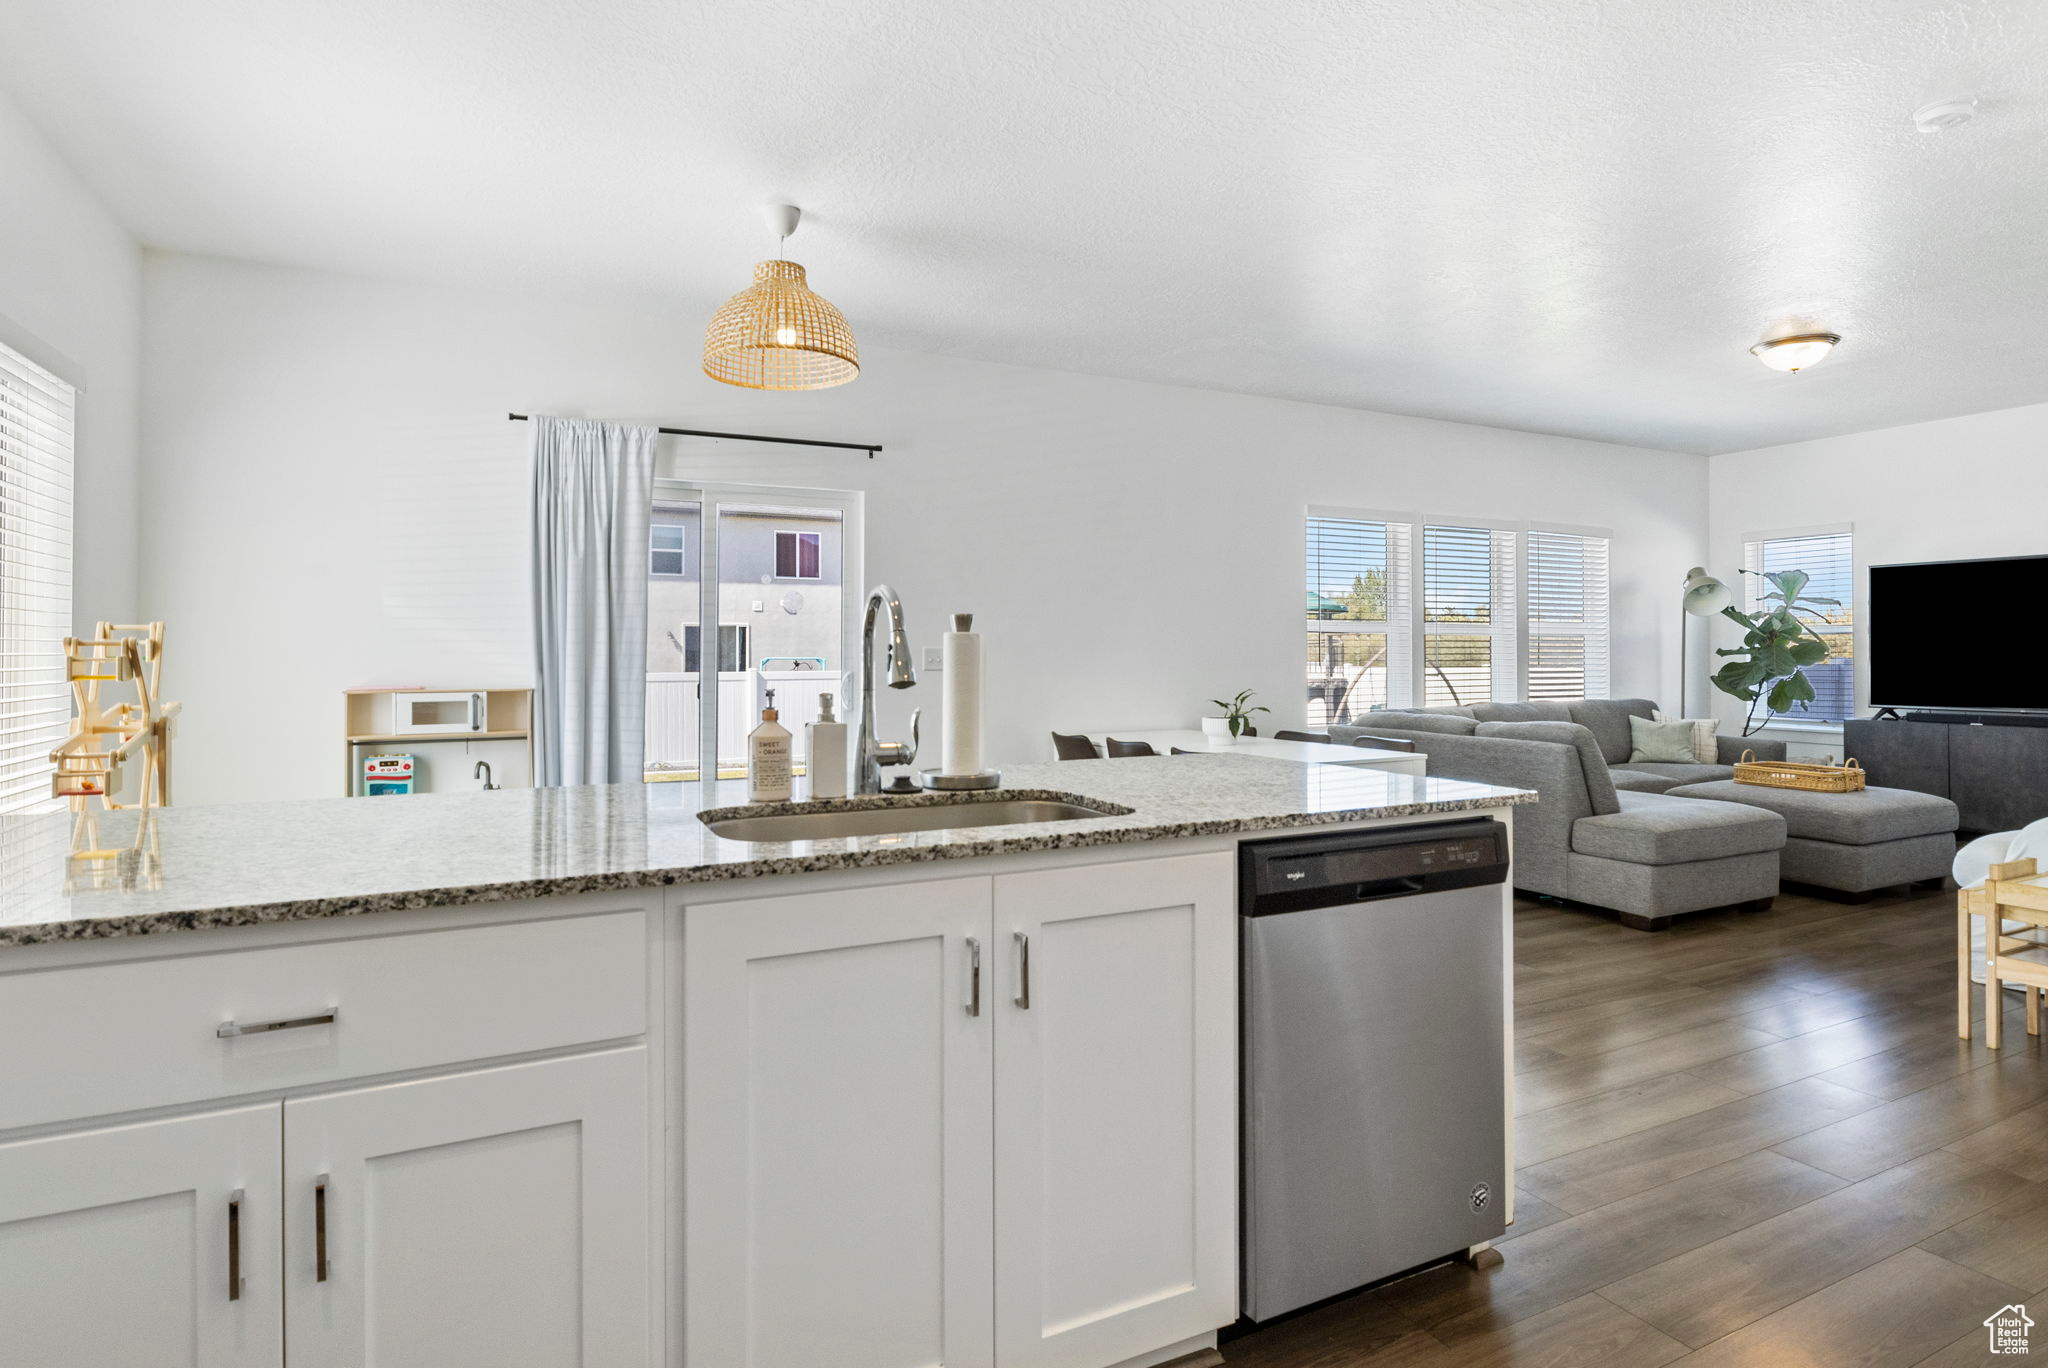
[1272,730,1328,743]
[1104,738,1157,758]
[1050,731,1100,760]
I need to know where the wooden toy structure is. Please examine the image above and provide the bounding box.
[49,622,179,891]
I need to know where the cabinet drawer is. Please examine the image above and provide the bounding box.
[0,909,647,1133]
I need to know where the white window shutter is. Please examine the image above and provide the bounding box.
[1420,523,1517,708]
[1740,527,1855,723]
[0,342,75,813]
[1525,530,1611,701]
[1304,513,1416,723]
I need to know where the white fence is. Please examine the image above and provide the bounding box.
[645,670,842,776]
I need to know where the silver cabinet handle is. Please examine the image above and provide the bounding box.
[314,1174,330,1282]
[227,1188,244,1302]
[217,1008,337,1038]
[966,936,982,1017]
[1014,931,1031,1010]
[470,693,484,731]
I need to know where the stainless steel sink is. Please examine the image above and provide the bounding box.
[701,797,1122,842]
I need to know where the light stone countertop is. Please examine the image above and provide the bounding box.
[0,756,1533,947]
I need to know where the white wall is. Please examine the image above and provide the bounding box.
[1706,401,2048,738]
[142,251,1707,805]
[0,90,140,632]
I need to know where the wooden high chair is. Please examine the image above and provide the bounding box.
[1981,859,2048,1049]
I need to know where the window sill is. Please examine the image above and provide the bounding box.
[1750,720,1845,735]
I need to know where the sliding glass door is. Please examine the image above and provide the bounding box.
[643,483,859,783]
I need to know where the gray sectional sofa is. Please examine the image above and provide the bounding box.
[1329,698,1789,930]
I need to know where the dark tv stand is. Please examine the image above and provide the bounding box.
[1846,714,2048,832]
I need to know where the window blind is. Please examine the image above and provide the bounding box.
[1525,530,1611,701]
[1422,523,1517,707]
[1742,527,1854,723]
[0,342,75,813]
[1305,514,1413,724]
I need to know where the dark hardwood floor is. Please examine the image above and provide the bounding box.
[1221,882,2048,1368]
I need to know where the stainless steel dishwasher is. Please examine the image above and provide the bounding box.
[1239,818,1510,1323]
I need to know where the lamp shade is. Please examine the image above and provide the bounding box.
[703,260,859,391]
[1681,566,1732,615]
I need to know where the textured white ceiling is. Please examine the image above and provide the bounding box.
[3,0,2045,453]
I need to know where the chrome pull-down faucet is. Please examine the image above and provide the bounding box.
[857,584,921,794]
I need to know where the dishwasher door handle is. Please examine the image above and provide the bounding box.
[1352,876,1426,902]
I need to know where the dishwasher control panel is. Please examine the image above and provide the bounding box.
[1241,819,1508,914]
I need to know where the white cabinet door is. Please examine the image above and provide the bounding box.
[0,1104,282,1368]
[684,876,995,1368]
[992,853,1237,1368]
[283,1047,650,1368]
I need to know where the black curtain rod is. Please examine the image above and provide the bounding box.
[508,412,879,457]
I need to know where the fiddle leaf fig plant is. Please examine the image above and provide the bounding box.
[1711,568,1841,735]
[1210,689,1271,738]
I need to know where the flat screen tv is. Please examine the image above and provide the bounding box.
[1869,555,2048,712]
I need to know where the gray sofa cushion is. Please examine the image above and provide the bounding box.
[1568,698,1658,764]
[1626,761,1736,786]
[1663,780,1960,844]
[1572,791,1787,865]
[1470,701,1576,724]
[1475,720,1620,816]
[1354,710,1480,736]
[1610,768,1685,794]
[1717,735,1786,764]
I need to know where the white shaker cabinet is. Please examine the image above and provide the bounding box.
[0,1103,284,1368]
[283,1047,651,1368]
[683,875,998,1368]
[992,853,1238,1368]
[681,851,1237,1368]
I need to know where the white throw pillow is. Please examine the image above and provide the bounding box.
[1653,710,1720,765]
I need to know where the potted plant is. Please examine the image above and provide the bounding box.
[1710,569,1841,735]
[1203,689,1270,744]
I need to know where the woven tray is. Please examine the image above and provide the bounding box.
[1733,751,1866,793]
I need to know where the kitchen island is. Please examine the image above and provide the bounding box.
[0,755,1532,1368]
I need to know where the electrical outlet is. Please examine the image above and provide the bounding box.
[922,646,945,671]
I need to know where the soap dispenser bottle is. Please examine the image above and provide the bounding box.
[806,693,849,799]
[748,689,793,803]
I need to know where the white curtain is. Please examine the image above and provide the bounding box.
[530,415,657,786]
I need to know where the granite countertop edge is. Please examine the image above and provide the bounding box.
[3,788,1534,948]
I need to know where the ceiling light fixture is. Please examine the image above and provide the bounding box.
[1913,96,1977,133]
[1750,333,1841,373]
[703,204,859,391]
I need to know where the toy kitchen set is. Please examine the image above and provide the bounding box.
[342,686,533,796]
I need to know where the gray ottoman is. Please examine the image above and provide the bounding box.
[1662,780,1959,898]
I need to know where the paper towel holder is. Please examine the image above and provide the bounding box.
[919,767,1002,792]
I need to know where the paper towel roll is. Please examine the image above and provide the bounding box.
[941,613,983,775]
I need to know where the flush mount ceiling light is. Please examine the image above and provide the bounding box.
[1914,96,1977,133]
[703,204,859,391]
[1750,333,1841,373]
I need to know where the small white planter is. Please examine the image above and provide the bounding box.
[1201,716,1237,744]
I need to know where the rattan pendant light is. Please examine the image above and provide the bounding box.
[703,204,859,390]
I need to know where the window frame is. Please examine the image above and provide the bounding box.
[0,336,77,814]
[1523,523,1612,702]
[1302,509,1613,722]
[1738,523,1855,726]
[774,529,823,581]
[648,521,689,578]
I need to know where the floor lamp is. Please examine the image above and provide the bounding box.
[1679,567,1731,717]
